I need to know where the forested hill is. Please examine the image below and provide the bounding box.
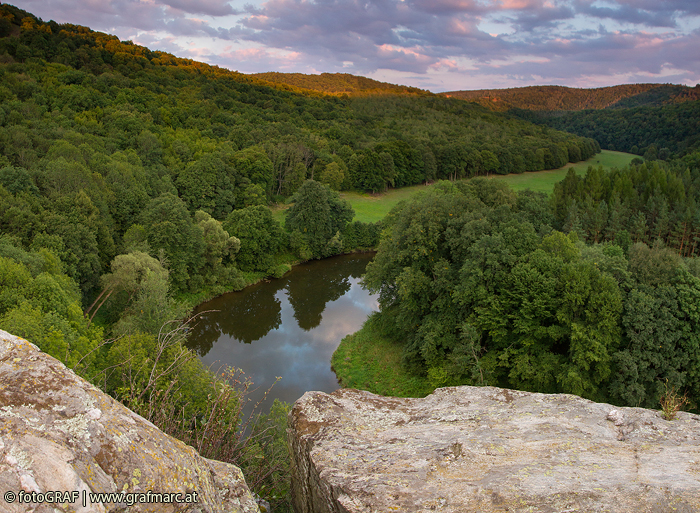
[442,82,700,160]
[0,1,598,300]
[442,84,700,111]
[252,72,431,97]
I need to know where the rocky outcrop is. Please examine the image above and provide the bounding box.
[0,330,260,513]
[289,386,700,513]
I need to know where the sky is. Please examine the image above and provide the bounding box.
[10,0,700,92]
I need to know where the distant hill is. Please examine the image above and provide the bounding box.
[442,84,700,111]
[253,72,432,97]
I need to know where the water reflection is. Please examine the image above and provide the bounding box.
[186,253,378,413]
[190,280,287,355]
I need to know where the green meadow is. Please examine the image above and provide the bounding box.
[488,150,637,194]
[272,150,636,225]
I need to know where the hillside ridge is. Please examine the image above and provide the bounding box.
[442,83,700,111]
[252,71,432,96]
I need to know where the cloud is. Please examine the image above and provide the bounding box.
[10,0,700,90]
[14,0,238,36]
[160,0,239,16]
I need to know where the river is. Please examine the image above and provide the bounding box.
[186,253,378,416]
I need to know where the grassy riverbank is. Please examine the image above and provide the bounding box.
[331,313,433,398]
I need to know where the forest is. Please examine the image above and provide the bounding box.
[363,175,700,409]
[0,3,599,327]
[443,83,700,112]
[516,100,700,159]
[445,82,700,161]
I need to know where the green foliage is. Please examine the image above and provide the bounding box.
[245,399,293,512]
[231,146,275,198]
[194,210,240,285]
[176,153,234,216]
[0,241,102,372]
[269,263,291,279]
[551,159,700,258]
[0,165,38,195]
[659,379,690,420]
[223,205,286,272]
[361,178,700,407]
[139,193,204,292]
[317,161,344,190]
[341,220,382,250]
[285,180,354,258]
[524,99,700,158]
[111,269,190,337]
[331,312,433,397]
[0,2,597,303]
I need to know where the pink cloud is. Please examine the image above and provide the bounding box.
[8,0,700,91]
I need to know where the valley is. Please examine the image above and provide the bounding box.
[0,3,699,511]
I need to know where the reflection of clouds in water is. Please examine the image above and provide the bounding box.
[345,278,380,312]
[313,281,378,347]
[196,255,379,413]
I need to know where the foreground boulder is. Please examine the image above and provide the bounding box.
[289,386,700,512]
[0,330,260,513]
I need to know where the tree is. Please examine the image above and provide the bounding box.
[84,250,168,326]
[194,210,240,282]
[140,193,204,292]
[0,165,38,195]
[318,162,344,191]
[285,180,354,258]
[223,205,285,272]
[175,153,224,214]
[111,267,190,337]
[231,146,275,197]
[481,150,500,175]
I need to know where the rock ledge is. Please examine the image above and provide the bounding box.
[289,386,700,513]
[0,329,260,513]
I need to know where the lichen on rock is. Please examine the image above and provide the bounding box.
[0,329,260,513]
[289,386,700,513]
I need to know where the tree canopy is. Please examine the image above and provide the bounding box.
[363,179,700,407]
[285,180,354,258]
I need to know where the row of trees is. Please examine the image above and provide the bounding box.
[363,179,700,409]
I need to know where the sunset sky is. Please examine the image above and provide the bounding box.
[9,0,700,92]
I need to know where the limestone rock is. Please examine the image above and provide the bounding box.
[289,386,700,513]
[0,330,260,513]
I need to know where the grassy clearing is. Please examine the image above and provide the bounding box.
[270,203,289,227]
[270,184,429,225]
[271,150,636,223]
[339,184,430,223]
[331,314,433,398]
[488,150,637,194]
